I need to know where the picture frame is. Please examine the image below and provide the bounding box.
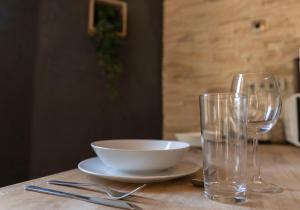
[88,0,127,37]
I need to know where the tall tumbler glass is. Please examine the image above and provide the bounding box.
[200,93,248,203]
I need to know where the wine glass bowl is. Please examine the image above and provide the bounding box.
[231,72,282,193]
[232,73,281,133]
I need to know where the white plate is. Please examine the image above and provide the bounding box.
[175,132,202,148]
[78,157,200,183]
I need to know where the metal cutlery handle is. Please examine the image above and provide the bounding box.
[24,185,141,210]
[24,185,88,201]
[48,180,111,193]
[48,180,94,187]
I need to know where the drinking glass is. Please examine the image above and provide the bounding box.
[231,72,282,193]
[200,93,248,203]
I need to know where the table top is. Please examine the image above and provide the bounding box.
[0,145,299,210]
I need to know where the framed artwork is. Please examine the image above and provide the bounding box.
[88,0,127,37]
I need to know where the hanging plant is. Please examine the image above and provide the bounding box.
[92,3,124,96]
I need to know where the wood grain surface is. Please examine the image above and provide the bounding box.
[163,0,300,141]
[1,145,300,210]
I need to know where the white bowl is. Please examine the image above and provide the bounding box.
[91,139,190,172]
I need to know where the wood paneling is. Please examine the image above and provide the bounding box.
[163,0,300,141]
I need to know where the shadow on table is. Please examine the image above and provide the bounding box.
[283,188,300,192]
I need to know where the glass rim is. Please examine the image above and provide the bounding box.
[200,92,247,98]
[235,71,275,78]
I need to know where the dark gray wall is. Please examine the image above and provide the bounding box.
[0,0,162,185]
[29,0,162,178]
[0,0,37,186]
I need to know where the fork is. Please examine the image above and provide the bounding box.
[47,180,146,200]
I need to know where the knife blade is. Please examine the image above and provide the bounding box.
[24,185,142,210]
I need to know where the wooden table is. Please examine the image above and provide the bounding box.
[1,145,300,210]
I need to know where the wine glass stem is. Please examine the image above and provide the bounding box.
[252,134,262,182]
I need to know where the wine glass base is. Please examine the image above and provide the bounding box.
[248,180,283,193]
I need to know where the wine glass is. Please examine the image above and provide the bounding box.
[231,72,282,193]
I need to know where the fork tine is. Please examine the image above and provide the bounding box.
[111,184,147,200]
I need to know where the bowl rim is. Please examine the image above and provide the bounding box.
[91,139,190,152]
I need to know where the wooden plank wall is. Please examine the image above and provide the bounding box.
[163,0,300,141]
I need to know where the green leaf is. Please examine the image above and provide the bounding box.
[92,4,124,97]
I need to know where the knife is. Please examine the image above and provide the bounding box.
[24,185,142,210]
